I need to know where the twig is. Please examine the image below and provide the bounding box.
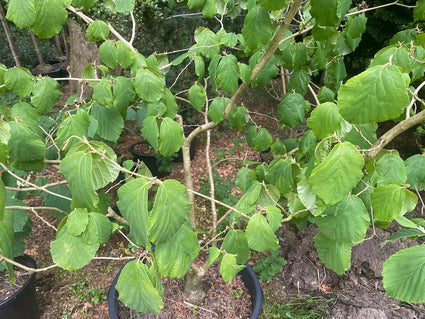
[345,1,415,17]
[5,179,68,192]
[6,205,68,217]
[406,80,425,119]
[0,253,57,273]
[29,208,57,231]
[308,84,320,106]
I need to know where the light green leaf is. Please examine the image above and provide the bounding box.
[115,0,135,12]
[208,97,229,123]
[371,184,406,222]
[297,178,316,210]
[245,213,279,252]
[315,196,369,243]
[314,233,351,275]
[401,189,418,215]
[155,224,200,278]
[222,229,251,264]
[116,41,134,69]
[371,153,406,186]
[278,93,309,128]
[31,77,62,114]
[383,245,425,302]
[141,116,159,151]
[209,247,221,266]
[86,21,109,42]
[83,212,111,244]
[235,181,262,213]
[4,68,34,97]
[228,106,248,131]
[0,179,5,220]
[10,102,40,132]
[91,103,124,142]
[310,0,338,26]
[188,83,206,111]
[135,67,165,103]
[191,27,220,58]
[220,254,245,283]
[6,0,35,29]
[194,55,205,81]
[265,159,293,194]
[370,46,411,74]
[405,154,425,190]
[307,102,343,138]
[338,65,410,124]
[258,0,288,11]
[235,167,257,194]
[188,0,205,10]
[51,226,99,271]
[117,178,150,248]
[341,123,377,149]
[239,63,251,83]
[55,109,90,150]
[309,142,365,205]
[0,211,16,282]
[116,260,163,314]
[343,13,367,39]
[202,0,216,18]
[265,206,283,233]
[287,70,309,94]
[414,0,425,21]
[113,76,135,117]
[31,0,68,38]
[216,54,238,94]
[72,0,97,10]
[158,118,184,157]
[149,180,192,244]
[251,127,273,151]
[66,208,89,236]
[242,6,273,51]
[93,78,113,106]
[99,40,117,69]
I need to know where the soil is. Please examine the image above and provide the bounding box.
[9,86,425,318]
[0,265,33,302]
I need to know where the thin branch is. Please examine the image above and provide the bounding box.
[308,84,320,106]
[129,11,136,45]
[29,208,57,231]
[5,179,68,192]
[345,1,415,17]
[0,253,58,273]
[6,206,68,217]
[406,80,425,119]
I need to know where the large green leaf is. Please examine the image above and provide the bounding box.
[258,0,289,11]
[158,118,184,157]
[315,196,370,243]
[228,106,248,131]
[10,102,40,132]
[113,77,135,117]
[371,184,405,222]
[191,27,220,58]
[307,102,343,138]
[91,103,124,142]
[0,211,15,282]
[6,0,36,29]
[248,127,273,151]
[245,213,278,252]
[149,180,192,244]
[31,0,68,38]
[99,40,117,68]
[414,0,425,21]
[86,20,109,42]
[66,208,89,236]
[155,224,199,278]
[135,67,165,103]
[383,245,425,302]
[343,13,367,39]
[114,0,135,13]
[4,68,34,97]
[338,65,410,124]
[405,154,425,190]
[242,6,273,51]
[278,93,309,128]
[309,142,364,205]
[370,153,406,186]
[222,229,251,264]
[216,54,238,94]
[116,41,134,68]
[188,83,206,111]
[116,260,163,314]
[55,109,90,150]
[141,116,159,151]
[51,225,99,271]
[310,0,338,26]
[314,233,351,275]
[208,97,229,123]
[93,78,113,106]
[235,181,262,213]
[117,178,150,248]
[370,46,411,74]
[341,123,377,149]
[84,212,111,244]
[265,159,293,194]
[31,77,62,113]
[220,254,245,283]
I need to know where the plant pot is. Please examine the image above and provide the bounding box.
[0,255,39,319]
[129,142,162,177]
[107,262,264,319]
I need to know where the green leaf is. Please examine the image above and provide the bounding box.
[245,213,278,252]
[188,84,206,111]
[228,106,248,131]
[117,178,150,248]
[115,0,135,12]
[307,102,343,138]
[341,123,377,149]
[116,260,163,314]
[315,196,369,243]
[158,118,184,157]
[31,0,68,38]
[155,224,200,278]
[265,159,293,194]
[220,254,245,283]
[370,153,406,186]
[116,41,134,69]
[51,226,99,271]
[314,233,351,275]
[113,76,135,117]
[86,21,109,42]
[10,102,40,132]
[149,180,192,244]
[93,78,113,106]
[405,154,425,190]
[278,93,309,128]
[135,67,165,103]
[99,40,117,69]
[91,104,124,142]
[309,142,365,205]
[208,97,229,123]
[265,206,282,233]
[338,65,410,124]
[6,0,36,29]
[310,0,338,26]
[191,27,220,58]
[0,179,5,220]
[55,109,90,150]
[235,181,262,213]
[66,208,89,236]
[60,151,98,210]
[84,212,111,244]
[318,87,336,103]
[297,178,316,211]
[258,0,288,11]
[0,211,15,282]
[250,53,279,87]
[383,245,425,302]
[370,46,411,74]
[414,0,425,21]
[250,127,273,151]
[72,0,97,10]
[141,116,159,151]
[31,77,62,114]
[371,184,405,222]
[194,55,205,80]
[343,13,367,39]
[222,229,251,264]
[209,247,221,266]
[202,0,216,18]
[242,6,273,51]
[385,228,425,244]
[188,0,205,10]
[4,68,34,97]
[216,54,238,94]
[239,63,251,83]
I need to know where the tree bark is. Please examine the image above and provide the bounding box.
[29,30,45,65]
[0,1,21,66]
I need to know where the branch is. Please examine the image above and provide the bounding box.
[0,253,58,273]
[345,1,415,17]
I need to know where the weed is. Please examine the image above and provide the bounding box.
[253,250,287,282]
[68,280,107,305]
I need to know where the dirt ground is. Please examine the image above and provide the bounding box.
[9,86,425,318]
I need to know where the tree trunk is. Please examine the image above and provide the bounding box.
[0,1,21,67]
[29,30,45,66]
[68,19,100,98]
[184,264,207,304]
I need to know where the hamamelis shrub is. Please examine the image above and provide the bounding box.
[2,0,425,314]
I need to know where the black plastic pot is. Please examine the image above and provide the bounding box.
[129,142,161,177]
[107,262,264,319]
[0,255,39,319]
